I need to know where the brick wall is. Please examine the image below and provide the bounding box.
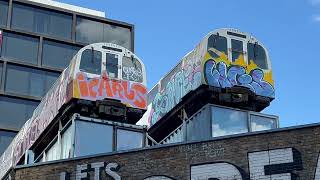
[12,124,320,180]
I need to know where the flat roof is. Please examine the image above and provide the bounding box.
[24,0,106,17]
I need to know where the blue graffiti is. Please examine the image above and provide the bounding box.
[151,66,201,125]
[204,59,275,98]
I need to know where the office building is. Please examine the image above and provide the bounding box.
[0,0,134,154]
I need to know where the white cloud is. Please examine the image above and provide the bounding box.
[310,0,320,6]
[313,15,320,22]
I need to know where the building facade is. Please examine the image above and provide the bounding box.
[0,0,134,154]
[8,123,320,180]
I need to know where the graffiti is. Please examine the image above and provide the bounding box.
[144,176,175,180]
[149,61,202,126]
[191,162,243,180]
[57,147,309,180]
[248,148,302,180]
[11,66,71,165]
[190,148,302,180]
[75,72,147,109]
[145,35,275,127]
[204,59,275,98]
[65,162,121,180]
[123,66,143,82]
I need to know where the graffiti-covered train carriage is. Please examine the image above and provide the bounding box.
[0,43,147,174]
[142,28,275,141]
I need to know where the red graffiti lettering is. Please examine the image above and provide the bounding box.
[76,72,147,109]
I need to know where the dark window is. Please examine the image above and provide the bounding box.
[74,120,113,157]
[79,49,102,75]
[12,3,72,39]
[42,40,81,69]
[103,24,131,51]
[0,130,16,155]
[247,43,268,69]
[76,18,103,44]
[207,34,228,56]
[76,17,132,50]
[5,64,60,97]
[116,129,143,151]
[231,39,243,61]
[1,32,39,64]
[106,53,118,78]
[0,96,38,130]
[0,0,8,27]
[122,56,143,82]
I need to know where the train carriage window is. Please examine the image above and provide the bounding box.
[231,39,243,61]
[207,34,228,56]
[247,43,268,69]
[79,49,102,75]
[122,56,143,82]
[106,53,118,78]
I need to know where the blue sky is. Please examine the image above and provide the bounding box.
[61,0,320,127]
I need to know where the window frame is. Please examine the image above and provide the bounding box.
[0,0,9,28]
[78,48,104,77]
[211,105,249,137]
[41,38,81,70]
[0,31,40,66]
[116,127,144,151]
[11,2,73,40]
[75,15,133,51]
[5,63,60,98]
[248,111,279,132]
[247,42,269,69]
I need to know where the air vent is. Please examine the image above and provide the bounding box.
[227,31,246,39]
[102,46,122,52]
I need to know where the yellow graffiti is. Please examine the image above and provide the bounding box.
[73,80,80,98]
[246,60,259,74]
[264,70,274,86]
[203,48,274,86]
[207,48,230,66]
[233,54,246,67]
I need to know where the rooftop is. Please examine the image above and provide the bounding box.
[24,0,105,17]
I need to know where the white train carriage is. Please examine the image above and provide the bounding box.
[0,43,147,176]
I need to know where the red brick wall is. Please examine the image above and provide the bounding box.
[12,124,320,180]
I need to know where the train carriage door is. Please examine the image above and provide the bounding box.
[105,52,119,79]
[79,47,104,79]
[230,39,244,62]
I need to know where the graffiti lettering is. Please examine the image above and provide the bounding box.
[144,176,175,180]
[58,147,312,180]
[70,162,121,180]
[76,72,147,109]
[248,148,302,180]
[191,162,243,180]
[123,66,143,82]
[149,64,201,125]
[204,59,275,97]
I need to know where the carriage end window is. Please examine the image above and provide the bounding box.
[79,49,102,75]
[247,43,268,69]
[122,56,143,82]
[207,34,228,57]
[231,39,243,62]
[106,53,118,78]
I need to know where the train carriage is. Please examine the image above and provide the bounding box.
[141,28,275,141]
[0,43,147,175]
